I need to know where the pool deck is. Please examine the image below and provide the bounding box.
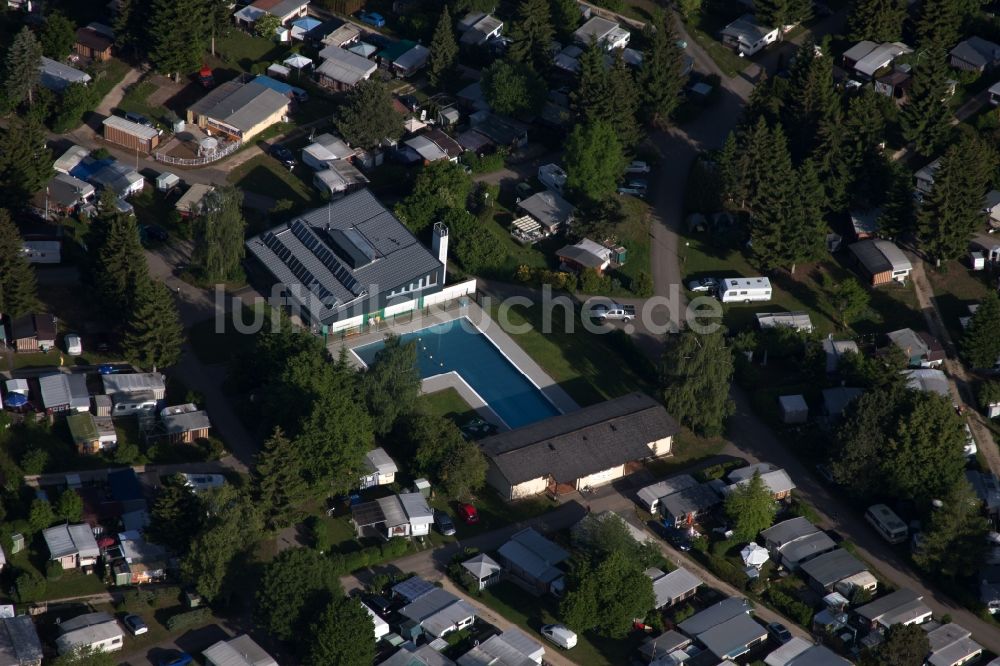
[330,299,579,419]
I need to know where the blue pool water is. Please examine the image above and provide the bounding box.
[353,319,560,429]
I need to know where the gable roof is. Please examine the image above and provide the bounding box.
[480,392,679,486]
[950,36,1000,67]
[637,474,700,509]
[698,613,768,660]
[800,549,867,587]
[43,524,100,560]
[497,528,568,584]
[925,623,982,666]
[317,46,377,85]
[761,517,819,548]
[659,483,721,519]
[0,615,43,666]
[679,597,752,635]
[75,27,112,52]
[722,14,775,44]
[856,588,923,622]
[39,373,90,411]
[849,238,912,275]
[517,190,574,230]
[648,567,702,608]
[202,634,278,666]
[188,80,289,133]
[779,531,837,566]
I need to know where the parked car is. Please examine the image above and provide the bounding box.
[687,277,718,292]
[159,653,193,666]
[815,463,837,485]
[675,39,688,49]
[458,503,479,525]
[358,11,385,27]
[123,614,148,636]
[625,178,648,190]
[588,303,636,322]
[144,225,169,242]
[64,333,82,356]
[625,160,651,174]
[98,363,132,375]
[767,622,792,644]
[617,186,646,198]
[662,524,693,551]
[124,111,153,127]
[362,593,392,614]
[541,624,578,649]
[434,510,456,536]
[398,94,420,112]
[270,144,296,168]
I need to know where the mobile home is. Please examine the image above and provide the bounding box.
[719,277,772,303]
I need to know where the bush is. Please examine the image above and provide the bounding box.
[632,271,653,297]
[706,554,747,591]
[166,608,210,631]
[20,448,48,475]
[380,538,409,559]
[765,587,813,627]
[306,516,336,553]
[671,603,695,623]
[14,571,45,603]
[462,149,507,174]
[92,148,111,160]
[45,561,63,581]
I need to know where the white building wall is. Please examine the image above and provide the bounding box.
[647,436,673,458]
[508,476,548,500]
[575,465,625,490]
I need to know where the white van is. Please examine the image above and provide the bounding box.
[719,277,772,303]
[541,624,577,649]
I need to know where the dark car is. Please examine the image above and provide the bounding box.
[399,94,420,112]
[123,614,148,635]
[145,225,168,241]
[159,654,193,666]
[270,144,296,168]
[357,10,385,27]
[662,524,693,551]
[362,593,392,614]
[124,111,153,127]
[434,510,456,536]
[768,622,792,644]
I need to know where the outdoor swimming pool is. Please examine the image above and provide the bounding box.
[352,319,561,429]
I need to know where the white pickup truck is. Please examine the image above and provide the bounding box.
[589,303,636,322]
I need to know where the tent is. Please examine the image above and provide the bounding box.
[290,17,321,40]
[283,54,313,69]
[4,393,27,408]
[741,543,769,568]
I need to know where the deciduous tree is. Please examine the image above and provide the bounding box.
[429,7,458,87]
[564,120,626,204]
[363,334,421,435]
[56,489,83,523]
[561,549,655,638]
[406,414,487,498]
[962,290,1000,369]
[395,161,473,233]
[122,278,183,370]
[253,427,309,530]
[445,207,505,274]
[914,479,989,578]
[256,547,342,642]
[0,210,38,317]
[724,471,777,541]
[507,0,555,73]
[304,596,376,666]
[861,624,929,666]
[52,646,116,666]
[41,12,77,60]
[195,186,246,282]
[481,59,547,116]
[336,80,403,150]
[254,13,282,39]
[660,328,735,437]
[3,27,43,108]
[825,275,869,327]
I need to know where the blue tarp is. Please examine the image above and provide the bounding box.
[4,393,27,407]
[291,17,321,31]
[69,158,113,182]
[253,75,305,99]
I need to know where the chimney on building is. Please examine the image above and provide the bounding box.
[432,221,449,279]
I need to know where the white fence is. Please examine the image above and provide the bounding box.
[154,140,242,166]
[326,279,478,335]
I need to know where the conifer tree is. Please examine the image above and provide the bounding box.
[0,210,38,317]
[0,117,51,211]
[812,113,851,211]
[900,50,953,157]
[755,0,811,32]
[849,0,906,42]
[196,186,245,283]
[913,479,990,578]
[550,0,580,37]
[428,7,458,88]
[717,133,746,210]
[877,159,917,239]
[122,278,183,371]
[573,49,642,149]
[253,427,309,530]
[113,0,151,59]
[962,291,1000,369]
[96,203,149,317]
[572,39,610,118]
[661,328,734,437]
[918,136,996,264]
[148,0,207,81]
[507,0,555,73]
[638,12,686,128]
[784,41,838,158]
[916,0,962,50]
[841,89,890,208]
[3,27,43,108]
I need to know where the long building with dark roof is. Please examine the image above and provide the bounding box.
[480,392,680,500]
[245,189,445,328]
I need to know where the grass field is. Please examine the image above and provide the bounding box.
[418,388,477,424]
[228,154,320,214]
[117,79,171,125]
[485,299,655,407]
[646,429,728,476]
[683,10,747,78]
[925,260,992,344]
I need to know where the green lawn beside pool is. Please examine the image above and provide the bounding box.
[418,388,477,424]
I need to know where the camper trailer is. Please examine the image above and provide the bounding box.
[719,277,773,303]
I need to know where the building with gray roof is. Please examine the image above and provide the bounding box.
[679,597,752,636]
[801,548,868,592]
[55,615,122,656]
[761,517,817,551]
[39,57,91,92]
[38,373,89,414]
[647,567,702,609]
[400,586,476,638]
[461,553,502,590]
[497,528,568,595]
[950,36,1000,71]
[637,474,700,513]
[721,14,778,57]
[186,79,290,141]
[246,189,444,328]
[516,190,574,233]
[849,239,912,285]
[457,628,542,666]
[765,638,851,666]
[573,16,630,50]
[458,13,503,46]
[697,613,768,661]
[660,484,722,527]
[778,531,837,570]
[316,46,377,89]
[203,634,277,666]
[0,616,42,666]
[43,524,99,570]
[352,491,433,539]
[924,622,982,666]
[481,392,679,500]
[393,576,437,603]
[381,644,456,666]
[822,387,864,419]
[725,464,796,499]
[855,589,932,630]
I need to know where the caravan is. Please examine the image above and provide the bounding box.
[719,277,772,303]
